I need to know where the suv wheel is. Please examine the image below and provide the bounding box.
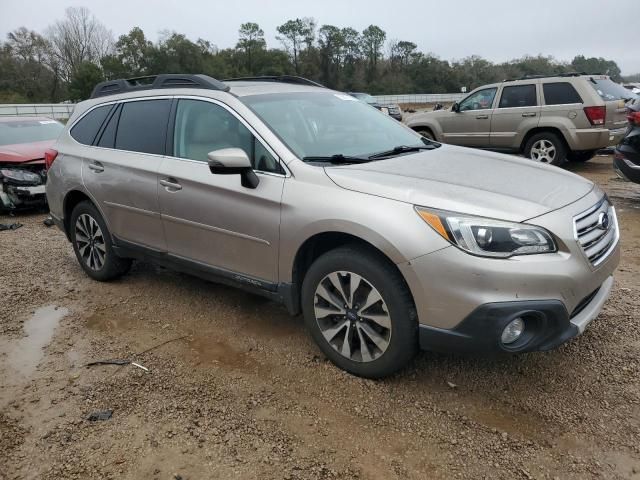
[524,132,566,166]
[301,246,418,378]
[70,201,132,281]
[417,129,434,141]
[567,150,597,162]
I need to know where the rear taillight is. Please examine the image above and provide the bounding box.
[583,106,606,126]
[44,149,58,170]
[627,111,640,125]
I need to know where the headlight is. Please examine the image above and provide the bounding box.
[0,168,42,183]
[415,207,557,258]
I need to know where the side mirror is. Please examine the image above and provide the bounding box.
[207,148,259,189]
[451,102,460,112]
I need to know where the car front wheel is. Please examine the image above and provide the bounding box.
[301,246,418,378]
[70,201,132,281]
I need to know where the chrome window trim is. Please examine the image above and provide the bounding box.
[66,94,291,177]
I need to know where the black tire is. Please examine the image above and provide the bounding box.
[417,129,435,141]
[524,132,567,166]
[301,245,418,379]
[567,150,597,162]
[69,201,131,281]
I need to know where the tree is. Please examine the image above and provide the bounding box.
[318,25,344,87]
[389,40,418,68]
[360,25,386,74]
[571,55,622,81]
[236,22,266,74]
[1,28,60,101]
[276,18,315,74]
[46,7,113,81]
[68,61,103,100]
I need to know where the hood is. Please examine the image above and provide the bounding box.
[0,140,54,165]
[324,145,594,222]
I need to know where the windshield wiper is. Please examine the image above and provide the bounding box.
[368,144,438,160]
[303,154,371,164]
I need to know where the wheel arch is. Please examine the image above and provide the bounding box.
[520,126,570,153]
[62,188,106,240]
[286,229,414,316]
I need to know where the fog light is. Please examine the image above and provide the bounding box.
[501,318,525,344]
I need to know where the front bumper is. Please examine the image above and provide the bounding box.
[418,276,614,353]
[0,182,47,211]
[398,189,620,353]
[614,153,640,183]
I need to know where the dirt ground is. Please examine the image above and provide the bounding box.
[1,155,639,480]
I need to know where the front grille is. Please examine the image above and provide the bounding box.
[573,198,619,267]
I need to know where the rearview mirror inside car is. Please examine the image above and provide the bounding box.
[207,148,259,189]
[451,102,460,112]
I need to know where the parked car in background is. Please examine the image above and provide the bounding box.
[0,116,64,211]
[347,92,403,121]
[46,74,619,378]
[405,74,633,166]
[614,97,640,183]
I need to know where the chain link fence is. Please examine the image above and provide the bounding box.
[373,94,464,105]
[0,104,76,120]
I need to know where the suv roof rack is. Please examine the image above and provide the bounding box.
[223,75,324,88]
[90,74,230,99]
[503,72,590,82]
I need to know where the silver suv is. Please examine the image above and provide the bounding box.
[405,74,632,166]
[46,74,620,378]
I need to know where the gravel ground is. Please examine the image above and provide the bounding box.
[1,155,639,480]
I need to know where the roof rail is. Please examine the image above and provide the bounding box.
[90,74,230,99]
[503,72,589,82]
[223,75,325,88]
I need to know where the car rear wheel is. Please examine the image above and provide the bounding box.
[567,150,597,162]
[524,132,567,166]
[70,201,131,281]
[301,246,418,378]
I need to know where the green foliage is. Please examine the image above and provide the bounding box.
[0,10,633,103]
[68,61,104,100]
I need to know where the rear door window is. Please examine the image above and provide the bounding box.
[96,104,121,148]
[543,83,583,105]
[70,105,112,145]
[498,85,537,108]
[115,99,172,155]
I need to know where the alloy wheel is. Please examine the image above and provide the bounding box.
[530,139,557,163]
[75,213,106,271]
[313,271,392,362]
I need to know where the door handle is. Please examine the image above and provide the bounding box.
[476,115,489,119]
[160,178,182,191]
[522,112,537,117]
[87,162,104,173]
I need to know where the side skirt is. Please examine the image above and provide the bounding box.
[112,235,299,315]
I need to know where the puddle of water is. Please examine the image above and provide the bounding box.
[4,305,68,378]
[188,337,255,370]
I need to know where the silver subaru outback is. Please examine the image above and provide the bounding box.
[46,74,620,378]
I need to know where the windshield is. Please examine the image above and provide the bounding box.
[241,92,423,160]
[589,78,638,101]
[351,93,377,104]
[0,119,64,147]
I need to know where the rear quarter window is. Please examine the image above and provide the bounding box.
[542,83,583,105]
[115,99,172,155]
[70,105,113,145]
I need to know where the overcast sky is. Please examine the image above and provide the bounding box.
[1,0,638,75]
